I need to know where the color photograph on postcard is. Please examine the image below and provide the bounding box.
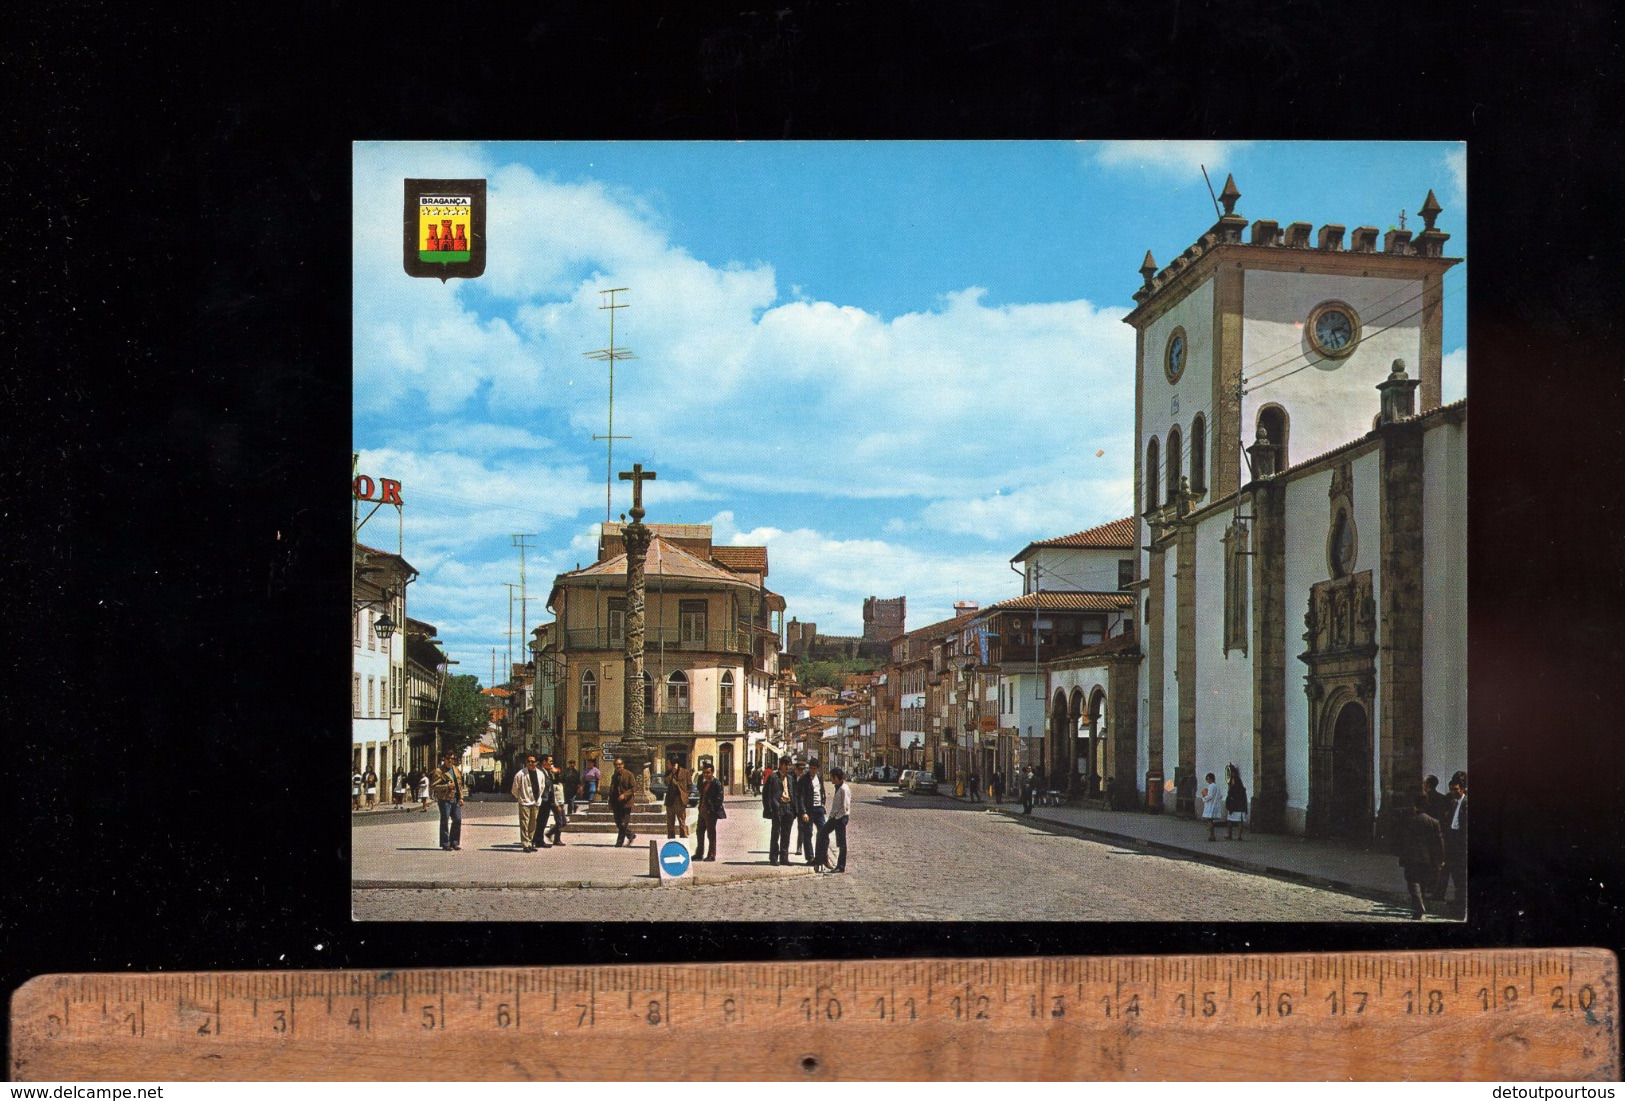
[350,141,1467,922]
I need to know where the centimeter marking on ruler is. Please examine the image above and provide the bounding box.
[15,950,1615,1044]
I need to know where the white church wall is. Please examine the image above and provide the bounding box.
[1139,277,1217,595]
[1193,508,1255,785]
[1162,549,1180,778]
[1241,271,1421,469]
[1281,466,1334,826]
[1422,415,1469,781]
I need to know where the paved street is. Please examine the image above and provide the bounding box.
[353,783,1416,922]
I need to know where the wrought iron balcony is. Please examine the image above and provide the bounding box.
[656,711,694,733]
[715,711,738,733]
[575,710,600,732]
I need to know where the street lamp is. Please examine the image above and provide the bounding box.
[374,609,396,641]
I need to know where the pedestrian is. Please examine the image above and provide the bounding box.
[562,759,581,816]
[390,769,405,808]
[1200,772,1225,841]
[415,769,431,811]
[816,767,852,873]
[1422,774,1453,824]
[351,768,363,811]
[430,751,466,851]
[763,762,794,865]
[694,762,726,862]
[1395,795,1446,919]
[362,766,378,809]
[510,753,547,853]
[1224,764,1248,840]
[546,761,568,846]
[582,760,601,805]
[530,753,558,848]
[967,769,981,804]
[992,770,1005,805]
[608,757,638,847]
[792,757,827,865]
[664,755,691,839]
[1022,766,1036,815]
[1440,775,1468,914]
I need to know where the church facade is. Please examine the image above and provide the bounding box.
[1074,177,1466,840]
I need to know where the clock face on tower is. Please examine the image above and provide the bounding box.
[1165,327,1188,384]
[1306,300,1361,359]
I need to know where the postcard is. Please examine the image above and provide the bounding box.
[349,140,1467,922]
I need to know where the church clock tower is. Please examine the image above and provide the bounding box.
[1124,176,1459,531]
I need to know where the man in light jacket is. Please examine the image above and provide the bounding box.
[510,753,549,853]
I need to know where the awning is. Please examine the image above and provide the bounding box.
[760,740,787,757]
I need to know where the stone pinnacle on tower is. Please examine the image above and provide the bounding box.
[1139,250,1158,289]
[1218,173,1241,216]
[1419,189,1443,231]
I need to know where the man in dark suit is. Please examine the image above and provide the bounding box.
[608,757,638,847]
[1440,775,1468,915]
[694,762,726,862]
[763,762,794,865]
[1395,795,1446,919]
[530,753,557,848]
[792,757,827,865]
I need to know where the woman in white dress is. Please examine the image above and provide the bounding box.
[1200,771,1225,842]
[416,771,431,811]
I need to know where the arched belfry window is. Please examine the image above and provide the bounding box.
[1166,425,1183,503]
[1145,437,1161,513]
[1190,414,1207,495]
[1257,405,1289,473]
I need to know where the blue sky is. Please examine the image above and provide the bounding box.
[354,140,1466,679]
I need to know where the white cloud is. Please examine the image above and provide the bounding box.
[919,474,1135,540]
[1444,146,1467,206]
[1441,346,1467,405]
[711,513,1021,637]
[1090,141,1252,178]
[355,147,1137,506]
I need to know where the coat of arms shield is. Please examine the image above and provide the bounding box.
[403,178,486,280]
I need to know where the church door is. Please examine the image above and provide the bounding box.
[1328,702,1373,840]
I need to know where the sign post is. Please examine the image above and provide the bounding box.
[651,837,691,883]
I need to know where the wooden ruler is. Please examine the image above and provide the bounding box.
[10,949,1617,1081]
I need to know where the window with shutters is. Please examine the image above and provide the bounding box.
[679,599,707,644]
[607,598,625,646]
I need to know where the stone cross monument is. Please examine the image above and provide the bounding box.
[617,462,658,802]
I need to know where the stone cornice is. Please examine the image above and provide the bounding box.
[1124,242,1461,330]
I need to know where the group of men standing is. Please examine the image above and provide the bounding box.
[760,756,851,873]
[1396,770,1469,919]
[509,753,571,852]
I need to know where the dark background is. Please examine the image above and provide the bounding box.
[5,0,1622,1067]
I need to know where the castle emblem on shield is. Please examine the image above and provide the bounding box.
[403,178,487,281]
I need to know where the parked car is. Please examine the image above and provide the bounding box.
[895,769,917,791]
[907,772,939,795]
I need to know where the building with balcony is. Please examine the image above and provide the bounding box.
[546,523,783,793]
[353,544,414,786]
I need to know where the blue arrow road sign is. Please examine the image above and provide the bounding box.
[659,840,691,877]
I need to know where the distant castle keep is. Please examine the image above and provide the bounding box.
[788,596,906,662]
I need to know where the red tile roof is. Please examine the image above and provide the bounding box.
[1012,517,1136,560]
[711,545,769,575]
[982,590,1135,613]
[1047,627,1143,665]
